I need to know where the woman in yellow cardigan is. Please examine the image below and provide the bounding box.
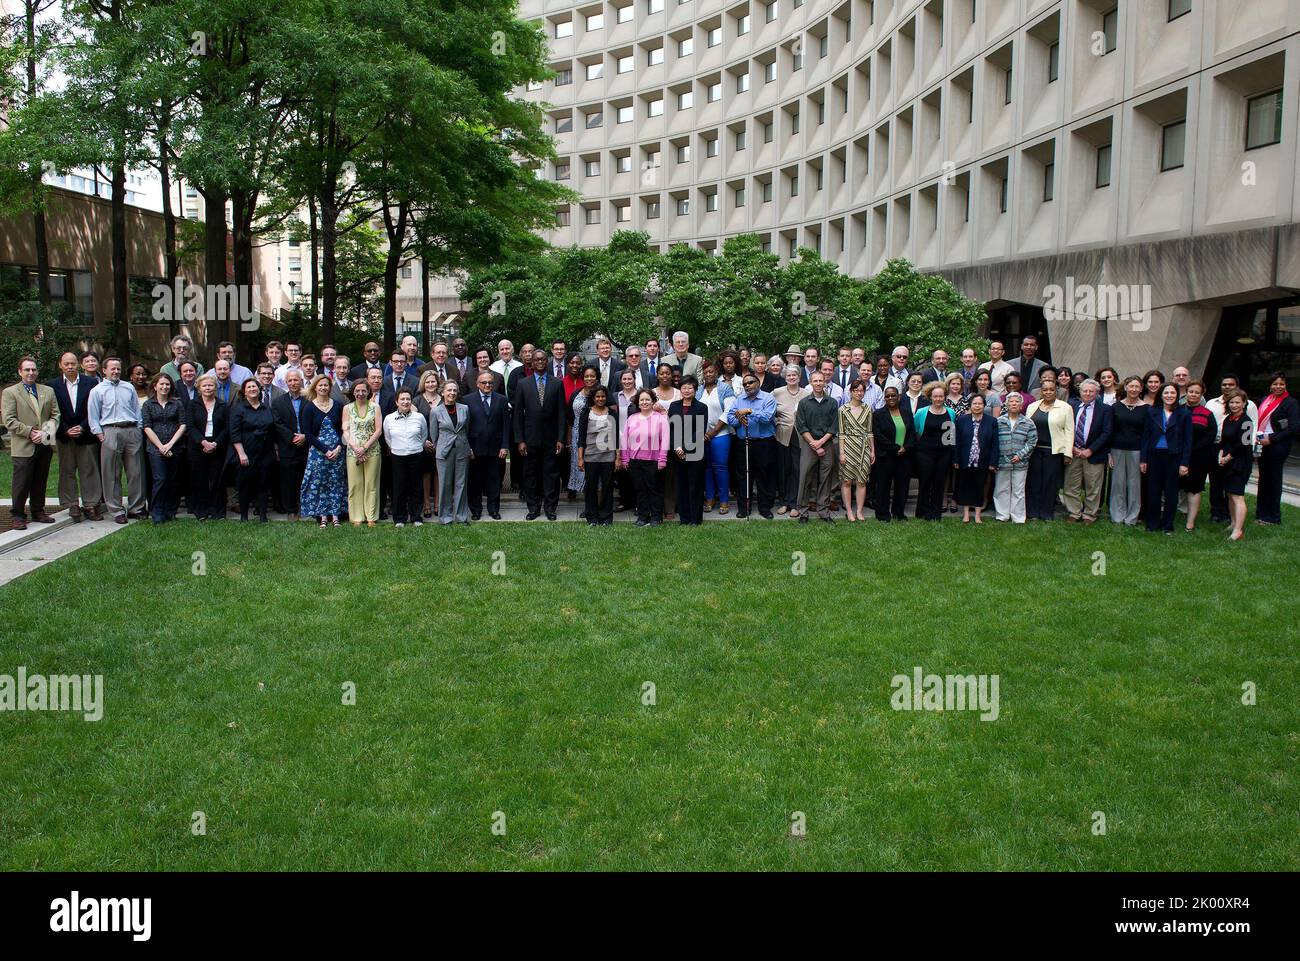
[1025,376,1074,521]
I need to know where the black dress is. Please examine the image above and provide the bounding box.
[1219,415,1254,496]
[229,401,275,517]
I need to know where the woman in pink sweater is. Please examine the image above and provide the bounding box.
[621,389,669,526]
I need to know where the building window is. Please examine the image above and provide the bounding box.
[588,110,605,127]
[1168,0,1191,20]
[679,90,694,109]
[586,13,604,31]
[705,82,720,102]
[617,5,634,24]
[556,208,571,227]
[1246,89,1283,150]
[400,265,411,278]
[648,98,664,117]
[677,144,691,162]
[793,51,803,71]
[791,112,800,133]
[737,72,750,93]
[679,37,694,56]
[586,62,603,80]
[585,207,601,225]
[819,34,828,58]
[1048,42,1059,83]
[677,198,690,215]
[1043,162,1054,202]
[646,201,661,219]
[791,174,799,196]
[1160,119,1186,171]
[735,187,746,207]
[616,105,633,123]
[762,180,773,202]
[555,116,573,133]
[616,205,630,222]
[708,27,722,47]
[648,46,664,66]
[1096,143,1112,187]
[585,159,600,177]
[735,129,747,149]
[617,155,633,172]
[1102,8,1118,54]
[555,163,571,180]
[705,137,720,157]
[648,0,664,12]
[555,20,573,39]
[1004,66,1013,105]
[555,69,572,86]
[765,61,776,83]
[817,101,825,124]
[705,192,719,211]
[618,55,634,74]
[999,176,1008,213]
[738,14,750,35]
[815,167,823,190]
[766,2,778,23]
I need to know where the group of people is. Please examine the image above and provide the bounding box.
[3,331,1295,540]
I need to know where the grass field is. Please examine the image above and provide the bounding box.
[1,513,1296,871]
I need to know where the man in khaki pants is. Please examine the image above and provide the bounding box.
[48,350,103,521]
[794,372,840,523]
[87,357,146,523]
[2,355,59,530]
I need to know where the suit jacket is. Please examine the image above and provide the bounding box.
[378,373,419,413]
[185,397,230,453]
[329,379,353,405]
[348,361,384,385]
[272,393,310,463]
[828,365,860,393]
[48,375,98,445]
[504,364,532,404]
[465,389,510,457]
[2,382,58,458]
[465,369,505,396]
[511,371,566,449]
[916,368,952,388]
[597,358,625,392]
[1140,405,1194,465]
[639,357,667,387]
[872,404,917,456]
[663,351,703,381]
[954,413,999,471]
[1068,397,1114,463]
[1009,356,1048,391]
[428,401,471,460]
[173,379,201,410]
[423,362,459,388]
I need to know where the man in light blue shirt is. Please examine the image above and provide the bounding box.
[726,374,778,517]
[87,357,145,522]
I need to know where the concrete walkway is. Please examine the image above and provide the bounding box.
[0,513,125,588]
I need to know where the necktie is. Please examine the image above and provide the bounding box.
[649,359,656,380]
[25,384,36,400]
[482,393,491,412]
[537,374,546,403]
[1075,404,1088,446]
[394,378,401,395]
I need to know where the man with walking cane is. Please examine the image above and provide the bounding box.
[726,373,779,518]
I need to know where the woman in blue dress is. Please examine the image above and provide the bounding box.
[299,374,347,526]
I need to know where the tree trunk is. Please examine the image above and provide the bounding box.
[319,183,339,343]
[157,138,179,337]
[110,160,130,361]
[382,200,409,356]
[25,3,50,306]
[420,256,430,356]
[309,194,319,323]
[203,187,229,349]
[229,186,255,354]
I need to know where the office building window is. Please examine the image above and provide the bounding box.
[617,5,634,24]
[1096,143,1112,187]
[1048,42,1059,83]
[555,163,570,180]
[555,20,573,39]
[618,55,634,74]
[617,155,633,173]
[1043,162,1054,202]
[1168,0,1191,20]
[679,90,694,109]
[1102,8,1117,54]
[616,205,630,222]
[1160,120,1186,171]
[677,143,691,162]
[586,13,603,31]
[648,0,664,12]
[648,46,665,66]
[999,176,1008,212]
[648,98,664,117]
[586,206,601,225]
[555,116,573,133]
[765,61,776,83]
[791,174,799,196]
[766,2,778,23]
[646,201,661,219]
[1004,66,1013,105]
[708,27,722,47]
[616,105,633,123]
[705,137,720,157]
[1246,89,1283,150]
[736,129,747,149]
[556,208,571,227]
[555,69,573,86]
[586,62,603,80]
[677,198,690,215]
[791,111,800,133]
[706,192,719,211]
[679,37,694,56]
[585,159,601,177]
[588,110,605,127]
[764,121,774,142]
[762,180,773,202]
[735,187,746,207]
[737,72,750,93]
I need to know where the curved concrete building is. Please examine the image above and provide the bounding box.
[518,0,1300,388]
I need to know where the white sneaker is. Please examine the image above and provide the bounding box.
[413,520,424,527]
[394,522,406,528]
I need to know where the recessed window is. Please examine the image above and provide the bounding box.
[740,14,752,35]
[555,116,573,133]
[616,105,633,123]
[1004,66,1013,105]
[618,55,634,74]
[791,174,799,196]
[679,37,694,57]
[765,61,776,83]
[648,0,664,13]
[555,68,573,86]
[817,101,825,124]
[819,34,828,58]
[677,143,691,162]
[648,46,665,66]
[617,155,633,173]
[735,129,747,149]
[762,180,773,202]
[617,5,634,24]
[815,167,823,190]
[646,201,661,219]
[1102,8,1118,54]
[556,208,571,227]
[615,205,630,222]
[736,72,750,93]
[705,137,720,157]
[1160,120,1186,171]
[708,82,722,102]
[793,51,803,71]
[1096,143,1112,187]
[708,27,722,47]
[1168,0,1191,20]
[555,163,570,180]
[648,98,664,118]
[555,20,573,39]
[705,192,719,211]
[1043,162,1054,202]
[679,90,694,109]
[999,176,1008,213]
[735,187,746,207]
[677,198,690,215]
[1048,42,1059,83]
[763,121,774,142]
[1246,89,1283,150]
[766,2,778,23]
[791,111,800,133]
[586,13,604,31]
[586,62,603,80]
[588,110,605,128]
[585,159,600,177]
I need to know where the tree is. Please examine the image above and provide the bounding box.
[701,234,782,355]
[859,259,988,360]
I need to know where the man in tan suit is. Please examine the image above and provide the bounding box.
[3,355,60,530]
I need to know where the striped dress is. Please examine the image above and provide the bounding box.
[838,403,873,484]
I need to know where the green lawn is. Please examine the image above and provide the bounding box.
[1,515,1296,871]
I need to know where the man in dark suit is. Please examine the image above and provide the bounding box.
[829,347,860,395]
[271,370,310,520]
[382,351,419,404]
[173,361,201,407]
[594,337,623,392]
[1064,378,1114,524]
[512,350,566,520]
[916,349,952,388]
[48,350,102,521]
[348,341,384,384]
[466,370,510,519]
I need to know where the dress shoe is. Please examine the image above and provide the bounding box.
[546,513,557,521]
[525,511,541,520]
[87,508,104,521]
[799,514,810,524]
[760,510,774,519]
[33,512,56,524]
[821,516,835,524]
[69,509,84,523]
[10,517,27,531]
[114,513,127,524]
[489,512,502,520]
[127,511,148,520]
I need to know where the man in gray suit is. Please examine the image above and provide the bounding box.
[663,331,703,381]
[1007,335,1049,392]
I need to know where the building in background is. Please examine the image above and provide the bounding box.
[518,0,1300,391]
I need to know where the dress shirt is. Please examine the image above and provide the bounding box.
[795,393,840,440]
[228,363,254,387]
[726,390,778,439]
[861,380,884,410]
[62,377,79,411]
[87,378,142,433]
[832,366,856,393]
[382,409,429,456]
[273,363,302,391]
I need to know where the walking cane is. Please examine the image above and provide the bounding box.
[745,427,752,519]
